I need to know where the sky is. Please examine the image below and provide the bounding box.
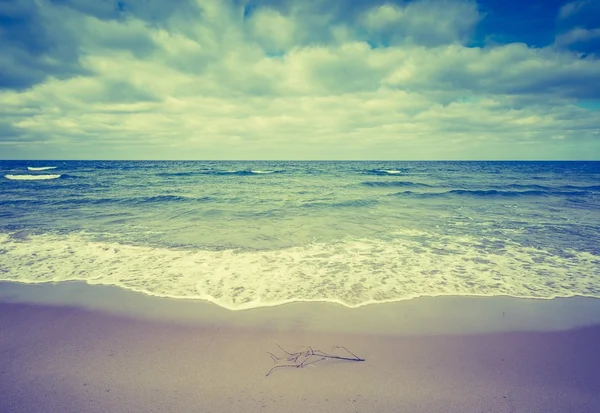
[1,0,599,160]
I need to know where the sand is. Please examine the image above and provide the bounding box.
[1,282,600,412]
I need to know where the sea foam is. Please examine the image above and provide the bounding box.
[27,167,57,171]
[5,174,62,180]
[1,231,598,311]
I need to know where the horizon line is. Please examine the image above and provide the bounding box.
[1,159,599,162]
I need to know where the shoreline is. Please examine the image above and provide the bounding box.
[3,280,600,335]
[2,285,600,412]
[5,277,600,311]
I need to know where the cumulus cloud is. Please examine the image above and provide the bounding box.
[0,0,86,90]
[556,27,600,45]
[558,0,595,20]
[247,7,297,53]
[554,27,600,55]
[358,0,480,46]
[0,0,599,159]
[556,0,600,51]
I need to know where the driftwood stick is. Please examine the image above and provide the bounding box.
[300,357,326,367]
[265,344,365,376]
[332,345,363,360]
[267,352,280,363]
[266,364,301,377]
[276,343,295,356]
[313,353,365,362]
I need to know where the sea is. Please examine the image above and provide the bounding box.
[0,161,599,310]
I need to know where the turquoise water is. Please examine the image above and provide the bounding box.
[1,161,599,309]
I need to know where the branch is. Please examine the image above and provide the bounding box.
[265,344,365,376]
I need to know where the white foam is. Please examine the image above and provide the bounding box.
[0,231,598,311]
[250,170,275,174]
[5,174,61,180]
[27,167,57,171]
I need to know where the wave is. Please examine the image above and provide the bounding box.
[5,174,62,181]
[132,195,215,205]
[502,184,600,191]
[133,195,189,204]
[563,185,600,191]
[503,184,551,190]
[390,189,591,198]
[156,172,198,177]
[0,195,216,207]
[209,170,280,176]
[362,181,432,188]
[0,231,597,311]
[213,170,252,175]
[156,170,280,177]
[367,169,405,175]
[27,166,57,171]
[301,199,378,208]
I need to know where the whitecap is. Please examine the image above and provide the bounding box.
[5,174,62,180]
[27,166,57,171]
[0,231,597,311]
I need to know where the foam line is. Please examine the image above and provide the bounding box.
[1,231,597,311]
[27,167,57,171]
[5,174,61,180]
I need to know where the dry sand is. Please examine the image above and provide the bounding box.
[1,283,600,412]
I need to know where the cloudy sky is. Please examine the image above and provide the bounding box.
[1,0,599,160]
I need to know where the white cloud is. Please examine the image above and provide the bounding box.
[248,8,297,52]
[362,4,405,28]
[558,0,591,19]
[555,27,600,47]
[359,0,480,46]
[0,0,599,160]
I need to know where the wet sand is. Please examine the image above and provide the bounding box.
[1,282,600,412]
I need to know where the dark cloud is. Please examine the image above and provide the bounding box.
[3,0,597,94]
[0,0,200,91]
[101,80,158,103]
[0,0,86,90]
[242,0,570,48]
[0,121,25,141]
[488,59,600,99]
[0,0,599,161]
[503,68,600,99]
[79,17,158,59]
[242,0,469,22]
[48,0,200,25]
[48,0,123,20]
[240,0,481,47]
[358,1,480,47]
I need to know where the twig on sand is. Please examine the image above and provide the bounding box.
[266,344,365,376]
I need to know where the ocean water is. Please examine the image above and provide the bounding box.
[1,160,599,310]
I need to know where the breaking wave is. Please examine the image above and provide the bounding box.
[362,181,432,188]
[367,169,406,175]
[5,174,62,181]
[1,231,598,311]
[27,166,57,171]
[390,189,591,198]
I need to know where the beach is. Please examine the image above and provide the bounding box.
[2,0,600,405]
[2,282,600,413]
[1,161,599,411]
